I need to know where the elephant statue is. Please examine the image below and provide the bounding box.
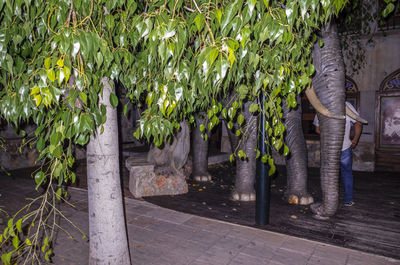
[147,121,191,177]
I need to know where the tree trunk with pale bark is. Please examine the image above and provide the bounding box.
[86,78,131,265]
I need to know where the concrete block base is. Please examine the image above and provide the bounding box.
[125,157,188,198]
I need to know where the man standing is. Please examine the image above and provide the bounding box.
[314,102,363,206]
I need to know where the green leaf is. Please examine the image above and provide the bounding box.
[207,47,219,66]
[63,66,71,84]
[44,58,51,70]
[237,114,244,126]
[194,13,205,31]
[105,14,115,29]
[12,236,19,250]
[249,103,258,113]
[221,108,227,119]
[36,137,45,151]
[15,219,22,233]
[47,69,56,82]
[237,149,246,159]
[79,114,95,133]
[56,188,62,200]
[50,132,62,146]
[382,3,395,17]
[1,251,13,265]
[51,145,63,158]
[7,218,13,229]
[261,155,268,163]
[319,38,324,48]
[268,164,276,176]
[123,103,128,116]
[25,238,32,246]
[215,9,222,24]
[110,93,118,108]
[283,145,289,156]
[56,58,64,67]
[79,92,87,106]
[45,250,52,262]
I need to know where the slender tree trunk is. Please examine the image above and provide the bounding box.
[86,78,131,265]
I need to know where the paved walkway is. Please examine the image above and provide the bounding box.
[51,187,399,265]
[0,177,399,265]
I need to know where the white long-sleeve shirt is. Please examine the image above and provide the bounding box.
[313,102,358,151]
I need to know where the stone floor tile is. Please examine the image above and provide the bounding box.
[127,214,158,228]
[307,255,345,265]
[269,248,309,265]
[145,207,193,224]
[190,260,214,265]
[252,232,287,249]
[212,235,250,256]
[311,244,348,264]
[225,226,259,242]
[280,237,318,257]
[239,239,276,260]
[195,246,237,265]
[183,216,234,235]
[145,218,178,233]
[228,253,270,265]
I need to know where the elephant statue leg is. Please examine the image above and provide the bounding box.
[310,21,346,220]
[192,115,212,182]
[228,101,257,202]
[283,96,314,205]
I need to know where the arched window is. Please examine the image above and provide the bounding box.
[345,76,360,111]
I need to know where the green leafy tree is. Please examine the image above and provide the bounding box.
[0,0,349,264]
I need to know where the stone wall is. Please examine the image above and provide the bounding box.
[273,140,374,172]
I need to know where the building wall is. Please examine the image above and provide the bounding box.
[345,30,400,144]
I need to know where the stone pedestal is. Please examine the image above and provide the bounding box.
[125,157,188,198]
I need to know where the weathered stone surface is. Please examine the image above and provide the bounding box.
[125,157,188,198]
[352,142,375,172]
[148,121,190,177]
[272,139,374,171]
[0,138,39,170]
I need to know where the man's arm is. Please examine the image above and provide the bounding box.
[351,121,363,148]
[315,126,320,134]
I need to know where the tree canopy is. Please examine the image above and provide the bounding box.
[0,0,351,263]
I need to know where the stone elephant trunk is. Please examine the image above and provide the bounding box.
[309,21,346,220]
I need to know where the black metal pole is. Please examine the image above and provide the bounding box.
[256,93,270,225]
